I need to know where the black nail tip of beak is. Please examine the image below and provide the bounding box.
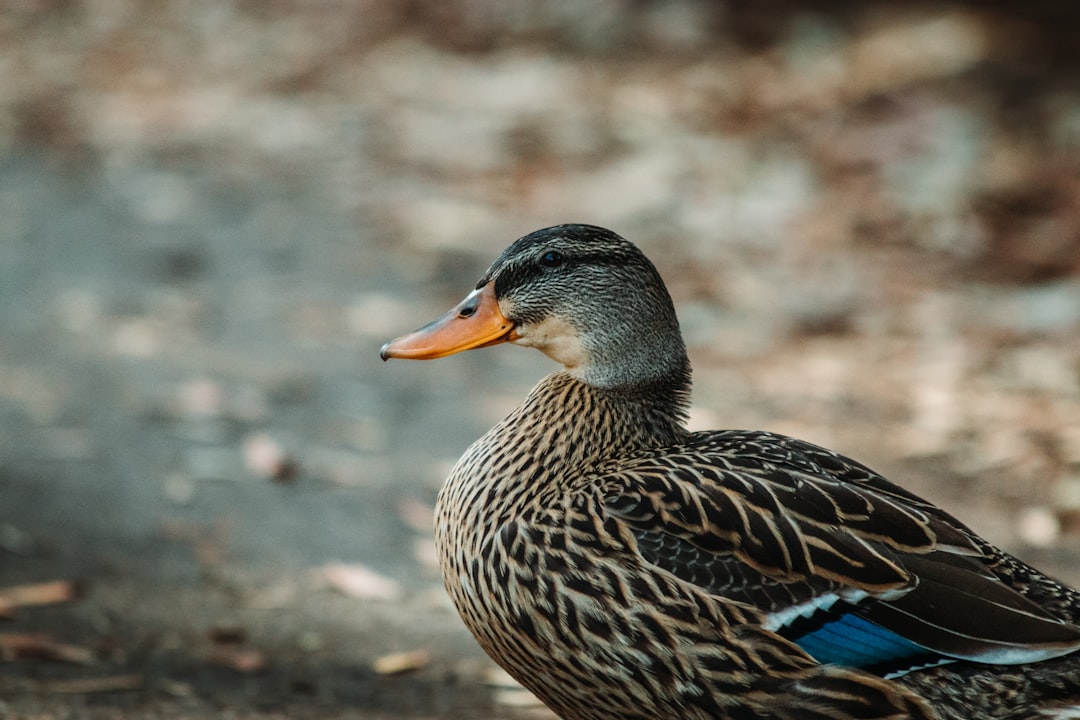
[379,343,391,361]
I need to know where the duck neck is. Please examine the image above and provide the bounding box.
[439,368,692,552]
[567,315,692,395]
[444,357,691,510]
[505,367,692,470]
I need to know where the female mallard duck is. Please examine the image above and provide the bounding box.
[381,224,1080,720]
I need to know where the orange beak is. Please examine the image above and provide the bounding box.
[380,282,516,360]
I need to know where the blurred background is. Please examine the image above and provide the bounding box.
[1,1,1079,718]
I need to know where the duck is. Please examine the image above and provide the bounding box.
[381,223,1080,720]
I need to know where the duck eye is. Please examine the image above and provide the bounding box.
[540,250,563,268]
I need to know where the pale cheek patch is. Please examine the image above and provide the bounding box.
[512,316,590,369]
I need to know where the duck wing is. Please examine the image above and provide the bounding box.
[602,429,1080,677]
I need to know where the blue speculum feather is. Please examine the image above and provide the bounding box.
[788,612,943,677]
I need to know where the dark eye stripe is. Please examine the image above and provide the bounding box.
[491,248,637,300]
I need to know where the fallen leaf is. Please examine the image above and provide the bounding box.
[243,432,298,482]
[0,633,95,664]
[0,580,80,615]
[160,678,195,698]
[493,688,546,707]
[211,647,268,674]
[318,562,402,601]
[373,649,429,675]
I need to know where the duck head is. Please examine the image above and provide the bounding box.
[381,224,690,391]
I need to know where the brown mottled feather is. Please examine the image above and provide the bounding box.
[437,373,937,720]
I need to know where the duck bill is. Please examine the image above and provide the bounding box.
[380,282,516,360]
